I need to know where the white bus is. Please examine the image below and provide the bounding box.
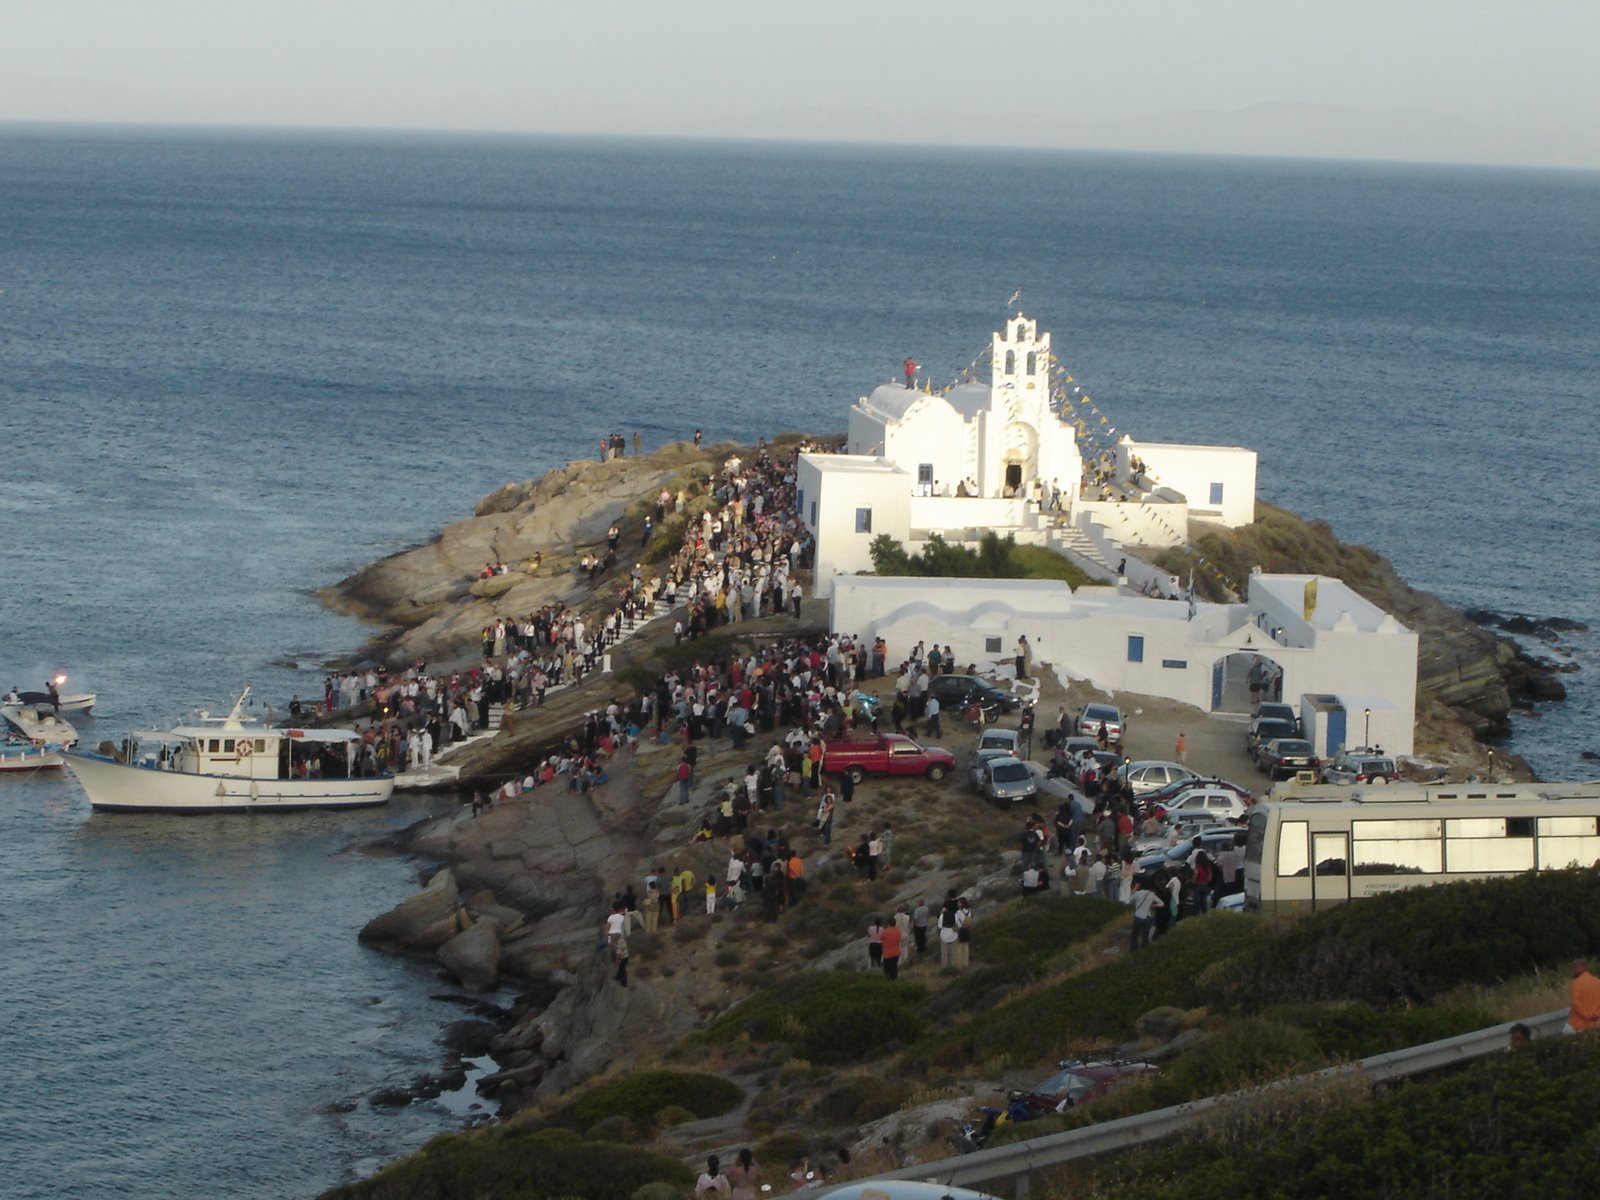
[1243,782,1600,913]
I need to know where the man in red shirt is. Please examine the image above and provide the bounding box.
[879,919,903,981]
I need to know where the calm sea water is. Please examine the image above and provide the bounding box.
[0,126,1596,1198]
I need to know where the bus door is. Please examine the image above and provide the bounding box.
[1311,831,1350,909]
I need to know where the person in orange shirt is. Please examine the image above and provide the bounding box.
[1565,959,1600,1033]
[879,919,903,980]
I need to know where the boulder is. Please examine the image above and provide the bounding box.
[441,1018,502,1056]
[360,869,461,952]
[470,573,521,600]
[437,918,502,991]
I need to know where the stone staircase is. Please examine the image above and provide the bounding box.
[1049,524,1119,581]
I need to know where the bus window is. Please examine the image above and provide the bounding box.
[1537,816,1600,869]
[1278,820,1309,877]
[1447,835,1534,873]
[1312,833,1348,877]
[1352,818,1442,875]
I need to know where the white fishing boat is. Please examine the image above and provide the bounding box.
[0,739,65,774]
[1,703,79,748]
[66,688,393,813]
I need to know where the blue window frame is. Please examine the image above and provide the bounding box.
[1127,635,1145,663]
[1209,482,1224,506]
[855,507,872,534]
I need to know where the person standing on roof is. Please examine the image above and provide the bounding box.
[904,357,918,389]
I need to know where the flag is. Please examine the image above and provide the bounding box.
[1303,578,1318,619]
[1187,570,1197,621]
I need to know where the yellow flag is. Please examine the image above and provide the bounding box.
[1303,578,1318,619]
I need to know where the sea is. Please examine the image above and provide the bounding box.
[0,126,1596,1198]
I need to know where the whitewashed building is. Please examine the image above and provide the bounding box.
[802,313,1262,596]
[828,572,1418,755]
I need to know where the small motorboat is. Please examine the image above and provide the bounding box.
[1,703,79,748]
[5,675,96,716]
[1,738,65,775]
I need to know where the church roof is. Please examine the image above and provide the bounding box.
[944,381,992,419]
[860,383,954,424]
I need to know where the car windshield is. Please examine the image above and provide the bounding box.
[1276,740,1313,755]
[992,763,1031,783]
[1085,706,1117,721]
[1255,720,1294,737]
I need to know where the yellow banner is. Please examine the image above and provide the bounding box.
[1303,579,1318,619]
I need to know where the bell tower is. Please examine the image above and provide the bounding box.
[990,314,1050,417]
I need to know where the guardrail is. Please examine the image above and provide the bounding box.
[863,1009,1568,1198]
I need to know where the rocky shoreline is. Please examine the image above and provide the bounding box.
[323,440,1576,1122]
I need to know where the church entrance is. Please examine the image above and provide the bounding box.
[1004,462,1023,493]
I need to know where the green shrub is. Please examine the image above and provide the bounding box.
[1268,1002,1499,1059]
[701,973,926,1063]
[320,1126,694,1200]
[756,1131,812,1168]
[1074,1034,1600,1199]
[936,897,1126,1013]
[654,1105,696,1128]
[912,914,1269,1068]
[1210,869,1600,1009]
[813,1076,912,1125]
[550,1071,743,1131]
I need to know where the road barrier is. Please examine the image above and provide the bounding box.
[863,1009,1568,1198]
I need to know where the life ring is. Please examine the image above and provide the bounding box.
[236,740,253,759]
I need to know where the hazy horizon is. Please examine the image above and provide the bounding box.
[6,1,1598,171]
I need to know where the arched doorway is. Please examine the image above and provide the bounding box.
[1000,421,1038,498]
[1211,651,1286,713]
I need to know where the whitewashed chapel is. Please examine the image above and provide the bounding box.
[799,312,1419,756]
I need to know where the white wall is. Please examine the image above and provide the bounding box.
[800,456,912,598]
[908,495,1027,533]
[1120,439,1258,528]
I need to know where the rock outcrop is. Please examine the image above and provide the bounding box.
[359,868,461,952]
[319,443,722,665]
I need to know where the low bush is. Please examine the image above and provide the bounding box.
[935,897,1126,1013]
[549,1070,743,1131]
[813,1076,912,1125]
[321,1127,694,1200]
[1210,868,1600,1009]
[701,973,926,1063]
[911,914,1269,1068]
[1073,1034,1600,1199]
[1269,1002,1499,1059]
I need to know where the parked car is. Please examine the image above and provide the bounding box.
[1253,702,1300,732]
[823,733,956,784]
[1124,760,1198,796]
[1013,1059,1160,1113]
[1140,775,1253,811]
[1246,718,1298,758]
[1256,737,1321,781]
[1135,828,1247,882]
[968,729,1023,791]
[1076,702,1125,745]
[929,674,1018,715]
[979,756,1039,808]
[1321,749,1400,785]
[1070,749,1123,789]
[1162,786,1251,821]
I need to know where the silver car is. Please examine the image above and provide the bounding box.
[980,755,1039,808]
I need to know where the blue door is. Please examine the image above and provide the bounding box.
[1327,707,1347,756]
[1211,659,1225,710]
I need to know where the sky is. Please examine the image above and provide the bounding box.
[5,0,1599,169]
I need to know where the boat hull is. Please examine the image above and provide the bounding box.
[1,747,65,773]
[66,753,393,813]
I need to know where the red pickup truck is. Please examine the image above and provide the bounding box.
[822,733,955,785]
